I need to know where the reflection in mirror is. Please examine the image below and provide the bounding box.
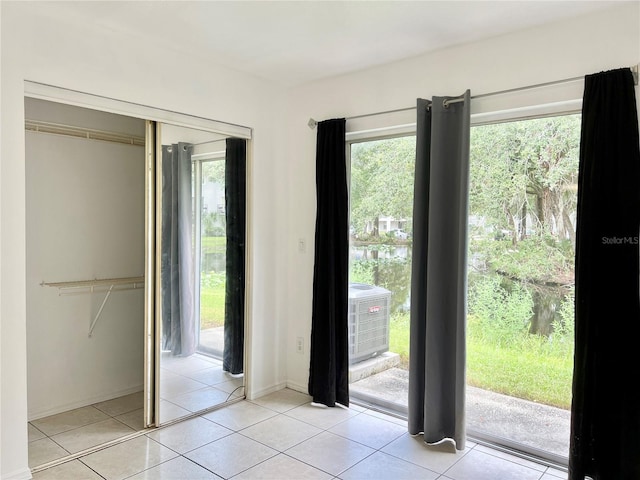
[158,124,245,425]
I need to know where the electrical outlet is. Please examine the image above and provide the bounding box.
[296,337,304,353]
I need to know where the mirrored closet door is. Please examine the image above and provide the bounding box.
[155,123,247,425]
[25,87,251,473]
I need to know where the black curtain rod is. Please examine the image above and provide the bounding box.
[308,64,639,129]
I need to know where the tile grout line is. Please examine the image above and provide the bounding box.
[34,391,563,480]
[30,395,246,475]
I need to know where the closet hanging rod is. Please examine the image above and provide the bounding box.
[307,63,639,128]
[42,276,145,337]
[26,120,145,146]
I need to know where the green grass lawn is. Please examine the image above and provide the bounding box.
[467,337,573,409]
[199,236,226,329]
[389,313,410,369]
[389,311,573,410]
[200,270,225,329]
[202,236,226,253]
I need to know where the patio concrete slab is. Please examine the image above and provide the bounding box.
[349,367,570,459]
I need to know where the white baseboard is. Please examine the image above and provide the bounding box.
[285,380,308,395]
[247,381,288,400]
[28,384,144,421]
[1,467,33,480]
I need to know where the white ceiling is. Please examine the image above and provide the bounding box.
[23,1,627,87]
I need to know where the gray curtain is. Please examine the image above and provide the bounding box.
[408,92,470,450]
[161,142,196,356]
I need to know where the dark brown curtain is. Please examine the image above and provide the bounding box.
[223,138,246,375]
[569,68,640,480]
[308,118,349,407]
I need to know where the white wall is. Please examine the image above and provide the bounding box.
[2,2,639,479]
[1,4,287,478]
[25,98,146,419]
[283,3,640,393]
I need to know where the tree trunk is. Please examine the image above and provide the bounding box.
[529,287,562,336]
[562,208,576,248]
[372,249,380,285]
[508,212,518,246]
[520,202,528,240]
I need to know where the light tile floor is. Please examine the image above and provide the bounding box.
[29,353,244,469]
[32,388,568,480]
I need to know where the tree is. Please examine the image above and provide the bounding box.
[520,116,579,246]
[350,136,415,237]
[202,159,225,184]
[469,115,580,248]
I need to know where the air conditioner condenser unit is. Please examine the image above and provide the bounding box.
[348,283,392,364]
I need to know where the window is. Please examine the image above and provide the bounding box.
[347,135,415,412]
[193,155,227,357]
[467,114,579,463]
[346,112,580,465]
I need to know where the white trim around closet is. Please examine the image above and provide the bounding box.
[24,81,253,140]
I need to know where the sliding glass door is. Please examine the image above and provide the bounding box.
[466,114,579,463]
[346,113,579,465]
[193,154,227,357]
[347,135,416,413]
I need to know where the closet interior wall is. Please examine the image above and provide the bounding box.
[25,98,146,420]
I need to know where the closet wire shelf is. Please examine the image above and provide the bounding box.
[41,276,145,337]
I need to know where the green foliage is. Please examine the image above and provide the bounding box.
[350,137,415,236]
[202,159,225,184]
[471,237,573,283]
[469,115,581,246]
[550,286,575,356]
[203,212,226,237]
[349,248,411,314]
[468,275,534,346]
[464,274,574,407]
[350,258,375,285]
[389,312,410,369]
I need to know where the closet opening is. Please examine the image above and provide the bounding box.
[26,98,147,468]
[24,87,252,472]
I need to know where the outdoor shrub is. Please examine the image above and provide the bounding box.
[468,275,534,346]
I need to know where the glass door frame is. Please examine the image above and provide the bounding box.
[192,150,227,358]
[344,102,581,468]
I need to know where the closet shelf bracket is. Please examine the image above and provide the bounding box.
[41,276,145,337]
